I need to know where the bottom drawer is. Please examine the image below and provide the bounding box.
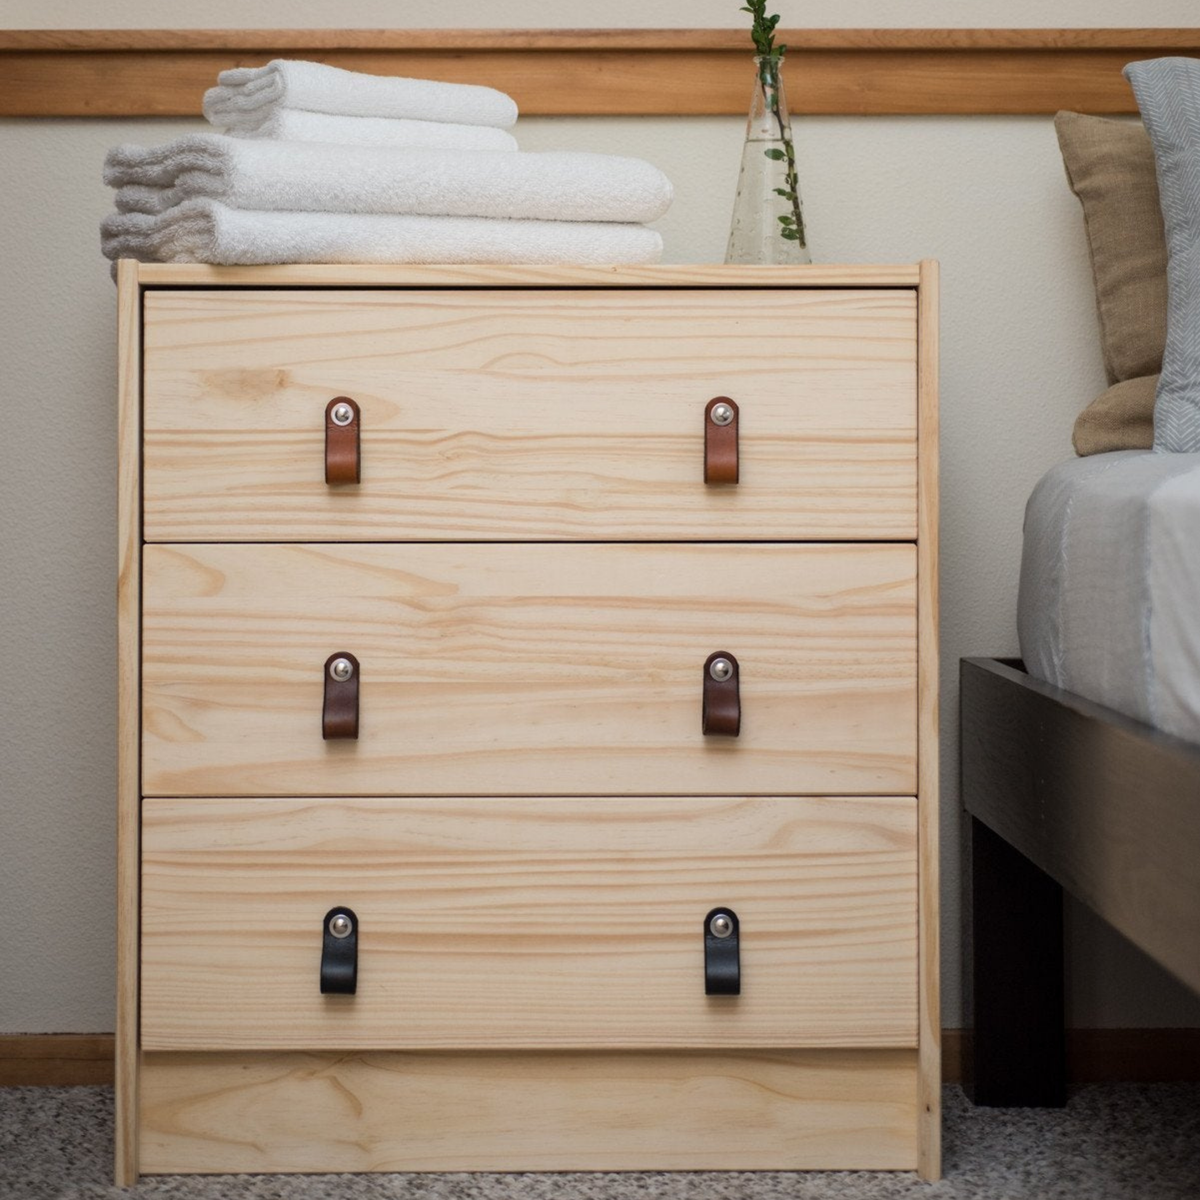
[140,1048,919,1173]
[141,796,918,1051]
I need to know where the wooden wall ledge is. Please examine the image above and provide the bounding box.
[2,28,1196,117]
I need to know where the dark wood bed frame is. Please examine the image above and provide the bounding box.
[960,657,1200,1105]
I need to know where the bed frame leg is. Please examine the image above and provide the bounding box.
[965,815,1067,1106]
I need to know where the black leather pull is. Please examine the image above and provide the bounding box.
[702,651,741,737]
[704,908,740,996]
[321,906,358,995]
[323,652,360,740]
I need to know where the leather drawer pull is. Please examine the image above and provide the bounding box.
[704,396,739,485]
[704,908,741,996]
[325,397,361,485]
[320,906,358,995]
[322,652,360,740]
[702,651,741,737]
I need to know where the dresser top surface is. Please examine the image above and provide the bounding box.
[125,262,927,289]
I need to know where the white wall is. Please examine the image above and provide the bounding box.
[4,0,1200,1033]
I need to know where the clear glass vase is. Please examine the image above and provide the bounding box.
[725,55,811,264]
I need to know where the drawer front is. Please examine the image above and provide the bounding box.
[140,1049,919,1173]
[140,797,918,1051]
[141,289,916,542]
[141,543,917,797]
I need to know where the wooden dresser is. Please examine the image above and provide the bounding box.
[116,261,939,1184]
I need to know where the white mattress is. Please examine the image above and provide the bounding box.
[1018,450,1200,742]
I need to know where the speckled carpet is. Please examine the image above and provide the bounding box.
[2,1084,1199,1199]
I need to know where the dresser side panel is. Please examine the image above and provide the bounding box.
[916,260,941,1181]
[115,259,142,1187]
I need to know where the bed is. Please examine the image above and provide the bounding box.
[961,451,1200,1105]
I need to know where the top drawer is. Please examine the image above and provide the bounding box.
[142,289,917,542]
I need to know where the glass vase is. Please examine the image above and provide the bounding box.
[725,55,811,264]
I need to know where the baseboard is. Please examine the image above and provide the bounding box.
[943,1028,1200,1084]
[0,1035,116,1086]
[4,1031,1200,1088]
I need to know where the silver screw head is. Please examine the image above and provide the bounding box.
[329,657,354,682]
[710,402,734,427]
[331,402,355,426]
[709,913,734,939]
[709,657,733,682]
[329,913,353,939]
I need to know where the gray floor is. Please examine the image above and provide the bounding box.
[2,1084,1199,1199]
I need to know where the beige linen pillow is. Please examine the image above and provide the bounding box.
[1071,373,1158,456]
[1055,111,1167,453]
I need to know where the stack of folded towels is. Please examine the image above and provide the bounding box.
[100,59,672,268]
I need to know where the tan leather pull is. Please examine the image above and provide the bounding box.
[325,397,361,485]
[704,397,739,485]
[702,651,741,737]
[323,652,360,740]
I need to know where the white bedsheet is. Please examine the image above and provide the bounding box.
[1018,450,1200,741]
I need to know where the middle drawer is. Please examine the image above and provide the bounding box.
[142,543,917,797]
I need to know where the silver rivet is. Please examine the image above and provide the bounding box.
[331,402,355,427]
[710,402,734,427]
[328,913,353,939]
[709,913,734,939]
[329,657,354,682]
[709,657,733,682]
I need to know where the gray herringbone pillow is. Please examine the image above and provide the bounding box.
[1125,58,1200,452]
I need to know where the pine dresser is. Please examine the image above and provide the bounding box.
[115,261,939,1184]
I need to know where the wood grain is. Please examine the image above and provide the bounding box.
[142,288,917,543]
[3,29,1193,117]
[120,261,937,1176]
[13,29,1200,51]
[140,542,917,797]
[135,262,923,288]
[140,796,917,1052]
[916,259,941,1180]
[115,259,140,1187]
[961,658,1200,998]
[139,1048,919,1173]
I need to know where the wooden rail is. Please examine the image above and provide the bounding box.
[1,28,1193,117]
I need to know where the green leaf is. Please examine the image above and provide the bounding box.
[763,147,786,161]
[773,188,792,198]
[780,228,801,240]
[743,0,782,56]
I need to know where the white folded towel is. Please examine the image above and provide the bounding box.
[225,109,518,151]
[100,200,663,266]
[105,136,673,224]
[205,59,517,130]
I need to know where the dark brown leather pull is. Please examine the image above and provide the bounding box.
[704,397,739,485]
[702,651,740,737]
[323,652,360,740]
[325,397,361,485]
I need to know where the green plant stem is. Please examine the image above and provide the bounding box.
[758,57,806,248]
